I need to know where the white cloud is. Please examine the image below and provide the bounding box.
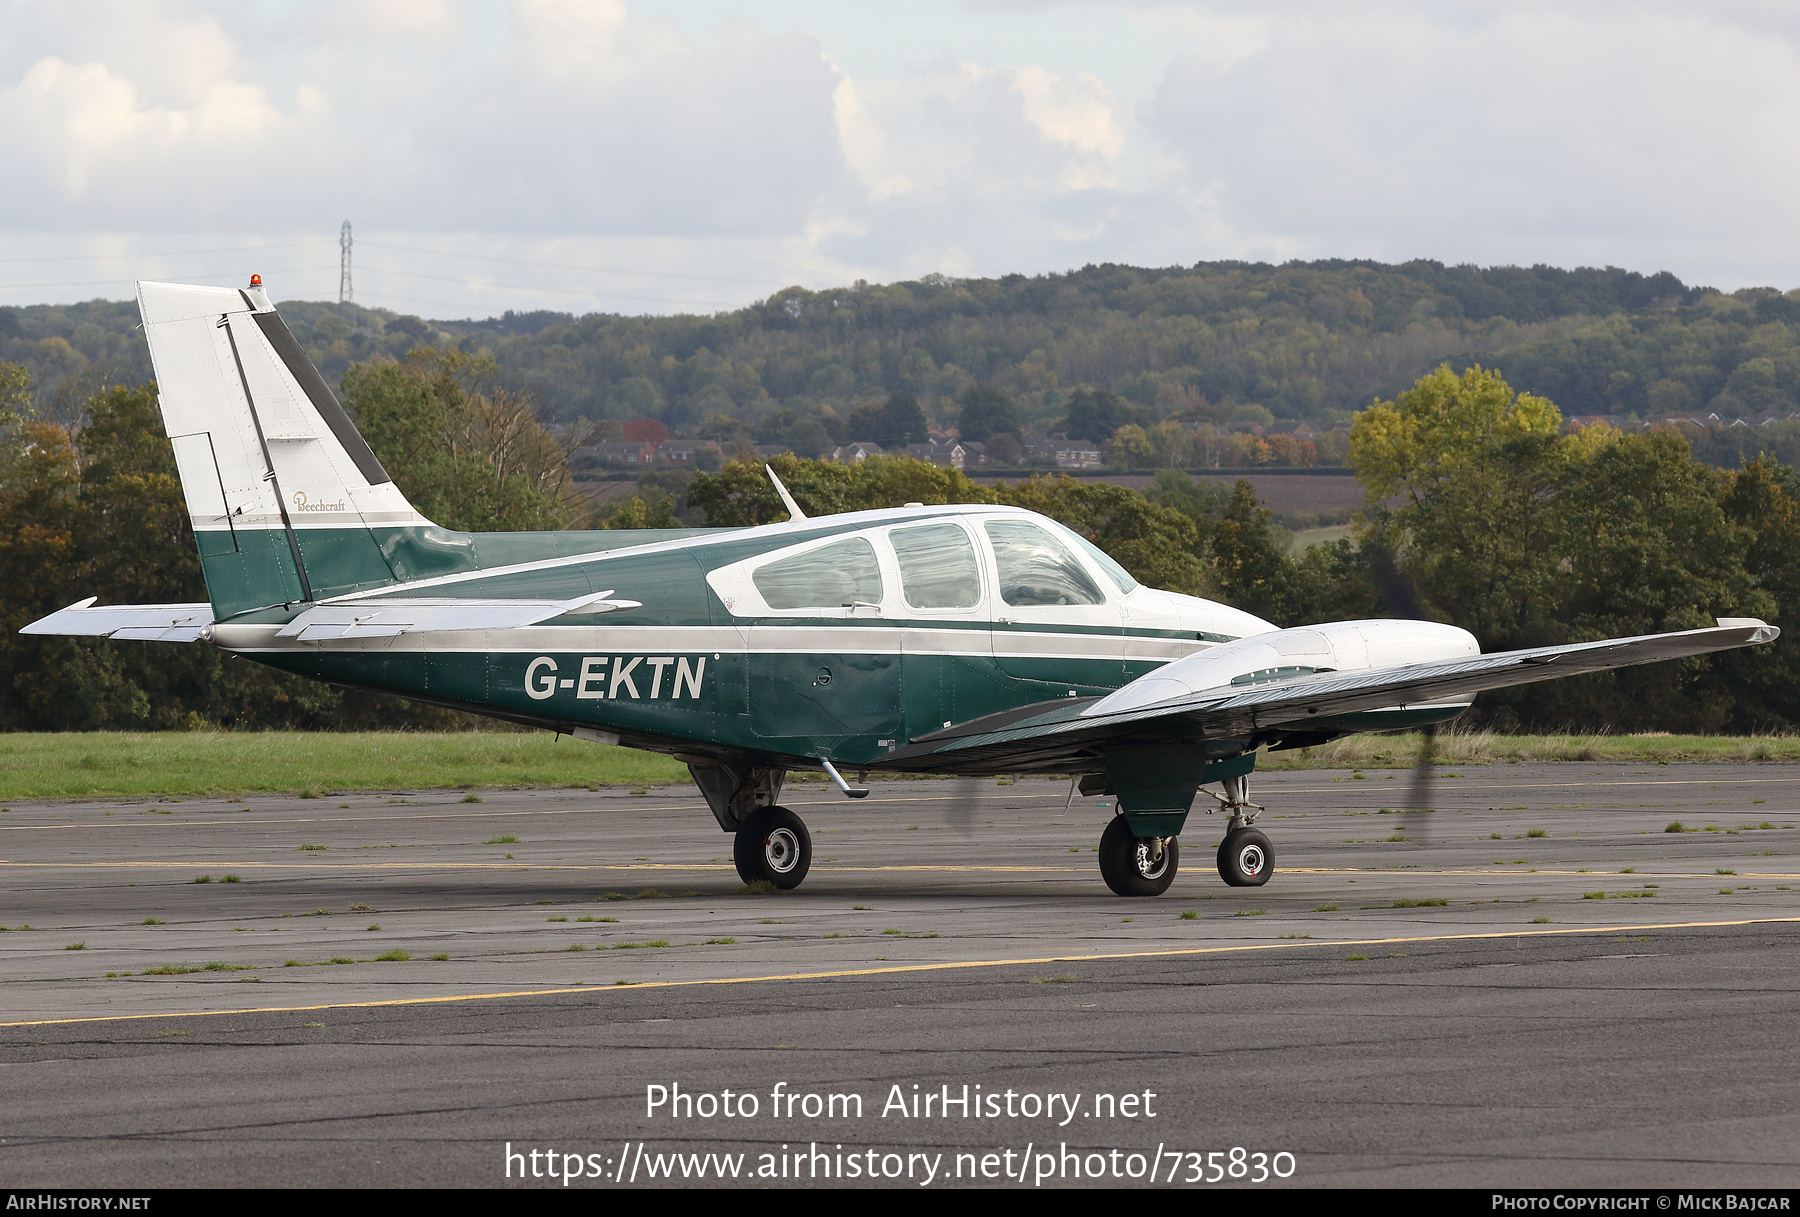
[8,1,1800,316]
[403,3,845,235]
[1143,5,1800,280]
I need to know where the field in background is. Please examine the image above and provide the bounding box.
[1263,729,1800,769]
[2,729,1799,801]
[0,732,687,800]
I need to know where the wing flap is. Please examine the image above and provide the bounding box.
[18,599,214,643]
[273,591,643,639]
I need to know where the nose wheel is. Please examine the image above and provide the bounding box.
[734,805,812,889]
[1097,814,1179,896]
[1202,771,1275,887]
[1216,827,1273,886]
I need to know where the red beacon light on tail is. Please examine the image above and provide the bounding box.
[249,274,262,288]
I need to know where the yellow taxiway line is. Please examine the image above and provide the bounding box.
[4,914,1798,1030]
[4,859,1799,879]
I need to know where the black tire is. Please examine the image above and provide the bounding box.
[734,805,812,890]
[1216,827,1274,887]
[1097,814,1179,897]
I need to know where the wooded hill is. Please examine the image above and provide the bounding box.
[6,259,1800,463]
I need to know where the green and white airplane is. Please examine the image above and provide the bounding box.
[21,281,1782,896]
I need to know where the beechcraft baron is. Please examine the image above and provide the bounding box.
[20,280,1782,895]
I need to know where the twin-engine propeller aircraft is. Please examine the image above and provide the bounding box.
[21,281,1782,895]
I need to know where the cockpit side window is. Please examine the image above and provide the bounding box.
[752,536,884,609]
[891,522,981,609]
[1040,519,1138,593]
[984,519,1105,607]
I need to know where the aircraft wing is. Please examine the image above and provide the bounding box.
[19,591,643,644]
[889,618,1780,772]
[18,598,215,643]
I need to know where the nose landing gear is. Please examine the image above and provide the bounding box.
[733,804,812,889]
[1207,772,1275,887]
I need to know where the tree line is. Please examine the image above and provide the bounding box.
[1,348,1794,733]
[8,260,1800,473]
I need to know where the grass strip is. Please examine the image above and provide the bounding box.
[0,732,688,799]
[2,727,1799,800]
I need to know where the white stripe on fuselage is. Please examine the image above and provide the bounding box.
[207,620,1204,663]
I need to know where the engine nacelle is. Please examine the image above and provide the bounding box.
[1086,619,1479,716]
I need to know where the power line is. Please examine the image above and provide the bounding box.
[359,239,782,287]
[0,265,337,292]
[367,265,745,308]
[0,242,320,265]
[348,287,737,318]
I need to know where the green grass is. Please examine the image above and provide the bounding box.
[11,729,1800,800]
[0,732,689,799]
[1263,730,1800,769]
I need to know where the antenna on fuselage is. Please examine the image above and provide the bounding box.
[765,464,807,522]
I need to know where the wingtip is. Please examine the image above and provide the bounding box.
[1716,617,1780,644]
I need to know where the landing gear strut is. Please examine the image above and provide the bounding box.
[733,804,812,889]
[1208,773,1275,887]
[1097,814,1179,897]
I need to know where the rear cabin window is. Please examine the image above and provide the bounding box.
[984,520,1105,606]
[752,537,884,609]
[891,523,981,609]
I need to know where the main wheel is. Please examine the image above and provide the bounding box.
[1097,814,1179,897]
[733,805,812,890]
[1216,827,1273,887]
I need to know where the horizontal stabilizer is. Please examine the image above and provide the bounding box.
[19,598,214,643]
[271,591,643,640]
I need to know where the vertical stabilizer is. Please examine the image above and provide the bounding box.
[137,281,431,619]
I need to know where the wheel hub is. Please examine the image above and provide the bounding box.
[1235,841,1265,877]
[764,826,801,874]
[1134,838,1172,880]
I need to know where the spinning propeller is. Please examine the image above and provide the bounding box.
[1405,723,1438,840]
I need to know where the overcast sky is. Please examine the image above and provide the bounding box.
[3,0,1798,317]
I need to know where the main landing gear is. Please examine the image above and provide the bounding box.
[1097,815,1178,896]
[733,804,812,889]
[1096,770,1276,896]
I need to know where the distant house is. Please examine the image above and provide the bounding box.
[1028,438,1103,468]
[586,441,656,466]
[899,440,985,469]
[831,441,884,463]
[655,440,721,464]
